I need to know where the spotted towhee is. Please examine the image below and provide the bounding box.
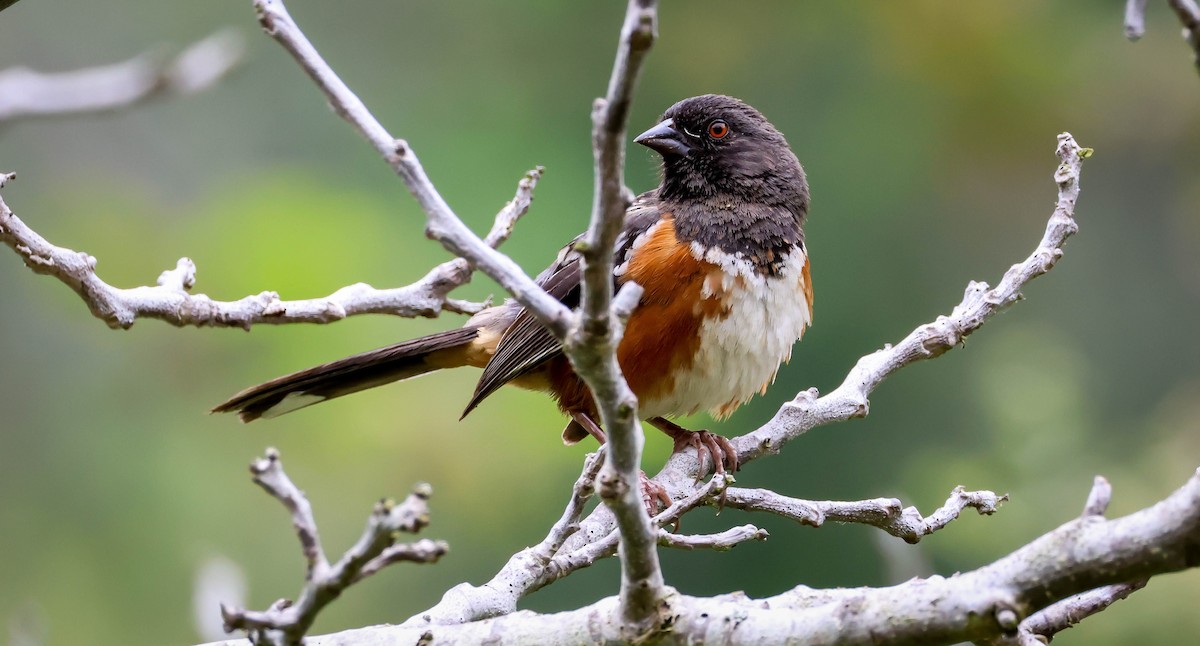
[214,94,812,482]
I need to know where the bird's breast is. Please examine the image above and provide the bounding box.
[616,217,812,420]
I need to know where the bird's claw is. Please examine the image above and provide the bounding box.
[640,471,672,518]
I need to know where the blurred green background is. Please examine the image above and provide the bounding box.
[2,1,1198,644]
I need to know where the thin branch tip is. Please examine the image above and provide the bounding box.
[1083,475,1113,517]
[658,525,769,552]
[1125,0,1150,40]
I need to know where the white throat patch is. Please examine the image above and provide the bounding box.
[638,245,811,420]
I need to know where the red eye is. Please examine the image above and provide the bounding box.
[707,120,729,139]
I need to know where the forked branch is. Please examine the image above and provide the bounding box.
[252,0,571,337]
[219,449,447,645]
[722,486,1008,544]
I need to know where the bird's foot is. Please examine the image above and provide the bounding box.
[648,417,739,478]
[640,471,672,518]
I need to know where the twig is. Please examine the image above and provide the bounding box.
[0,169,541,329]
[1126,0,1150,40]
[1012,581,1148,645]
[404,470,723,630]
[657,525,769,551]
[0,30,244,124]
[355,539,449,583]
[397,451,607,627]
[535,450,607,559]
[722,486,1007,544]
[247,448,326,576]
[544,474,729,587]
[220,449,447,646]
[1082,475,1113,517]
[485,166,544,248]
[252,0,570,338]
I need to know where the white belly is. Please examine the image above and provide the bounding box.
[639,247,812,420]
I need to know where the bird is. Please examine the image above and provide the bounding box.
[213,94,812,503]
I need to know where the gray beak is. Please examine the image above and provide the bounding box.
[634,118,692,157]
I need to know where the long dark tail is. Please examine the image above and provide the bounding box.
[212,327,479,422]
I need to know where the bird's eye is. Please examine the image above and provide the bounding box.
[707,120,729,139]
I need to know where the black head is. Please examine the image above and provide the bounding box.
[635,94,807,214]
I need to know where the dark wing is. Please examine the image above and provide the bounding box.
[461,191,664,417]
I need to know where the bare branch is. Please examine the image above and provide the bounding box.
[220,449,446,645]
[485,166,544,248]
[0,30,244,124]
[397,452,606,627]
[564,0,663,629]
[723,486,1007,544]
[650,472,732,530]
[200,470,1200,645]
[0,169,541,328]
[252,0,570,337]
[536,450,606,558]
[1012,581,1147,644]
[246,9,675,624]
[1082,475,1113,517]
[247,448,327,576]
[657,525,769,551]
[355,539,449,584]
[405,470,726,630]
[1124,0,1200,71]
[543,474,728,589]
[1126,0,1150,40]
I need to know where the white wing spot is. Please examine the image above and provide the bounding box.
[262,392,327,418]
[614,220,665,278]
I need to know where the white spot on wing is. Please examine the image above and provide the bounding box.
[262,392,326,418]
[614,220,664,277]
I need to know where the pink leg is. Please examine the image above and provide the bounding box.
[570,411,607,444]
[648,417,739,476]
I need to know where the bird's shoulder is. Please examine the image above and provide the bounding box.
[529,189,667,289]
[462,190,670,415]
